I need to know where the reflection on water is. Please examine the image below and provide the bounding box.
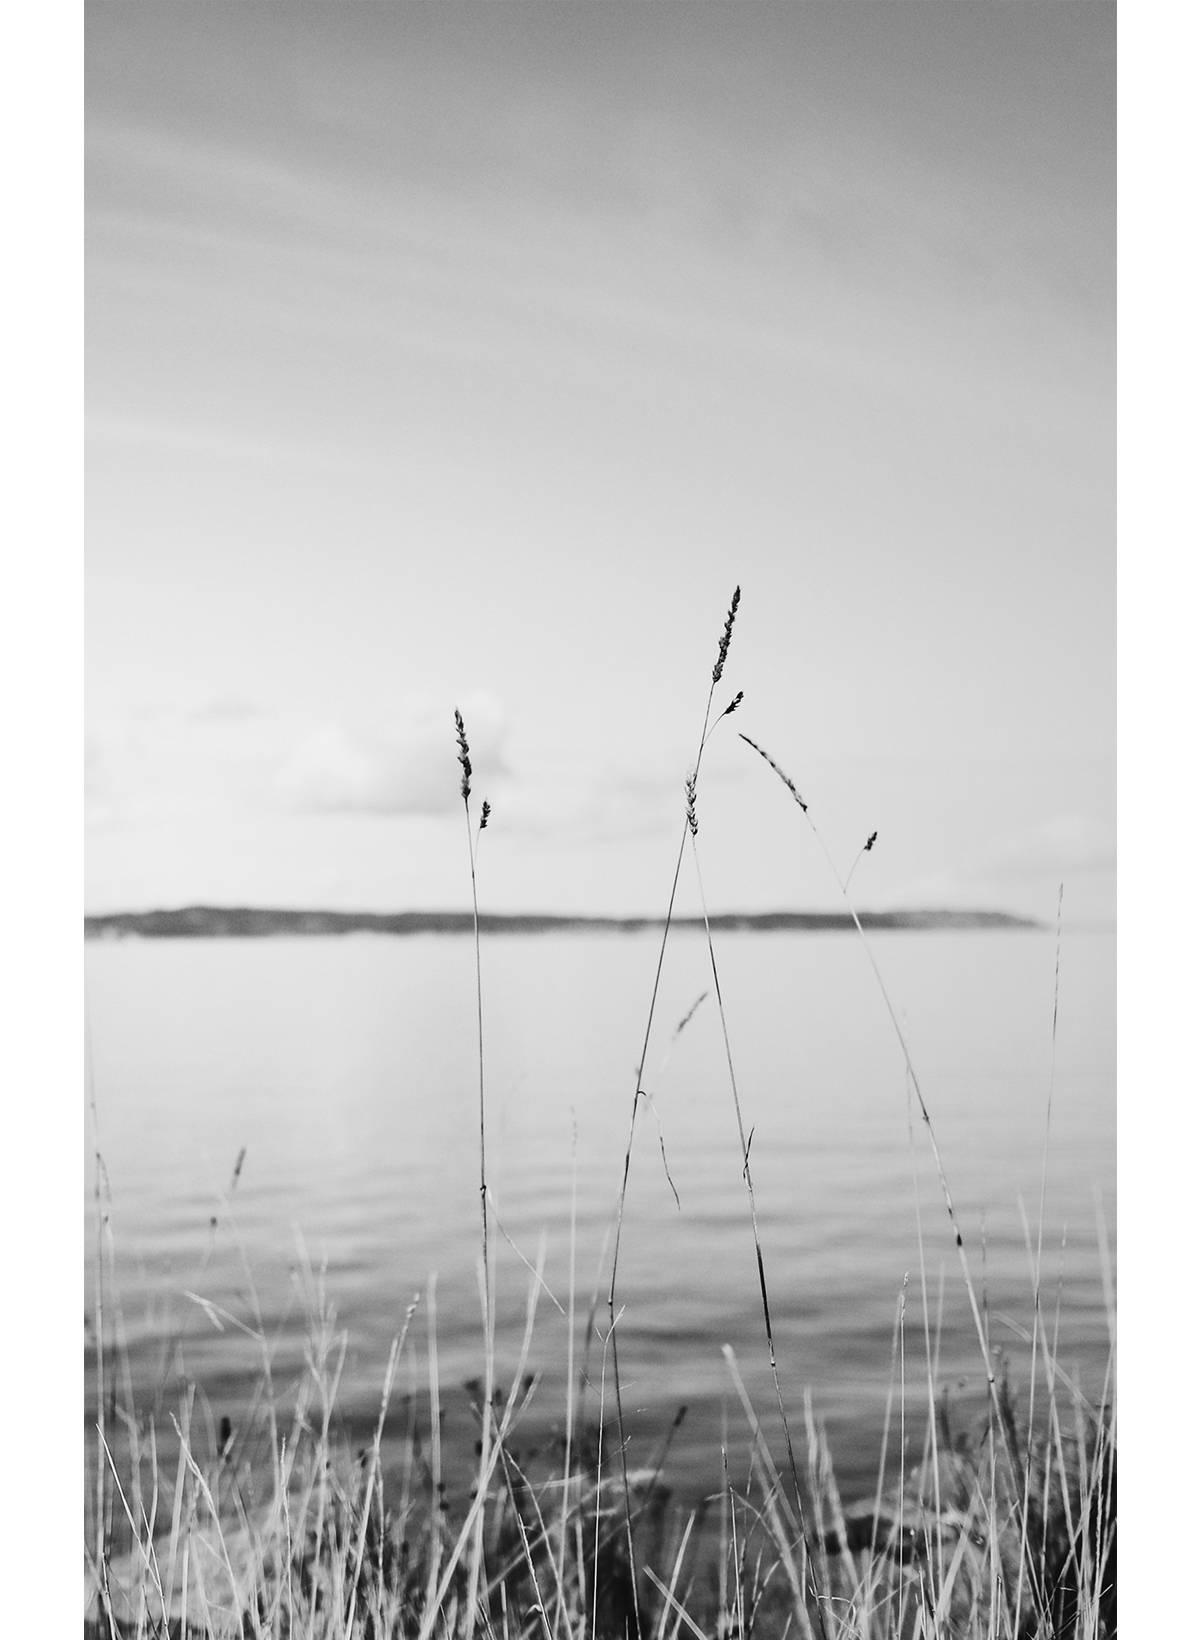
[84,928,1114,1501]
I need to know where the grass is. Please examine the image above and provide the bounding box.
[85,594,1116,1639]
[83,1298,1115,1640]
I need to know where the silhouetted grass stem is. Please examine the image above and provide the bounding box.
[605,585,741,1630]
[739,730,1042,1595]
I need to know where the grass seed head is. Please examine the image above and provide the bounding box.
[738,732,807,812]
[712,585,741,685]
[865,830,877,851]
[724,690,744,718]
[454,709,472,802]
[479,800,491,831]
[685,771,698,837]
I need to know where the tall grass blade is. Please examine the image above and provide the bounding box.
[606,587,742,1626]
[740,734,1031,1497]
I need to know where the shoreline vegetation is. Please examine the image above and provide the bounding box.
[84,907,1042,939]
[86,592,1114,1637]
[85,1335,1115,1640]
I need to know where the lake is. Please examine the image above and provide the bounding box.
[84,925,1115,1508]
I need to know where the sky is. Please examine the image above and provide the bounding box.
[85,2,1116,922]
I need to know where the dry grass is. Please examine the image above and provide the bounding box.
[85,593,1115,1639]
[83,1298,1115,1640]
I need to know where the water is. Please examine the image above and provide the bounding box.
[84,927,1114,1506]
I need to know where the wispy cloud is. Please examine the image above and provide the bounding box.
[88,695,508,826]
[85,411,365,473]
[88,60,1108,452]
[187,695,267,724]
[87,687,698,853]
[490,759,686,845]
[274,705,695,843]
[275,693,507,817]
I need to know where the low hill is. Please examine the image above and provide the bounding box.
[84,906,1040,938]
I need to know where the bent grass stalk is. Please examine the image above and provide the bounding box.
[634,992,710,1215]
[740,740,1020,1428]
[900,1043,944,1598]
[740,730,1065,1627]
[84,638,1114,1640]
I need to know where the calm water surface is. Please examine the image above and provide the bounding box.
[84,928,1114,1503]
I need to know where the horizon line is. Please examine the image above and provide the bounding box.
[82,904,1072,938]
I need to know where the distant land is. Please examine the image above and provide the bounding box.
[84,906,1041,939]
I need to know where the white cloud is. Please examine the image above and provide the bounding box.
[87,692,681,842]
[275,693,508,816]
[493,759,682,843]
[188,694,266,724]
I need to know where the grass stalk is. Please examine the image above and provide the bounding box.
[455,708,495,1637]
[424,1273,444,1622]
[1014,883,1064,1628]
[739,736,1032,1502]
[344,1305,415,1639]
[605,587,743,1624]
[83,624,1115,1640]
[417,1256,545,1640]
[554,1118,579,1640]
[722,1346,817,1640]
[688,831,827,1627]
[902,1051,944,1602]
[86,1004,109,1590]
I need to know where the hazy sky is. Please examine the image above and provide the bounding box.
[86,3,1116,921]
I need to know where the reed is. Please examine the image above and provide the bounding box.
[679,650,826,1627]
[454,706,495,1635]
[604,587,746,1628]
[736,734,1116,1637]
[1014,884,1065,1626]
[739,739,1028,1460]
[85,1138,1114,1640]
[87,1226,1114,1640]
[454,709,491,1317]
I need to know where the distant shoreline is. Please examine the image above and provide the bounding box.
[84,906,1043,939]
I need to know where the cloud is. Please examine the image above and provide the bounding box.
[276,693,508,816]
[86,411,363,474]
[189,694,266,724]
[492,759,683,843]
[88,689,718,855]
[88,693,515,828]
